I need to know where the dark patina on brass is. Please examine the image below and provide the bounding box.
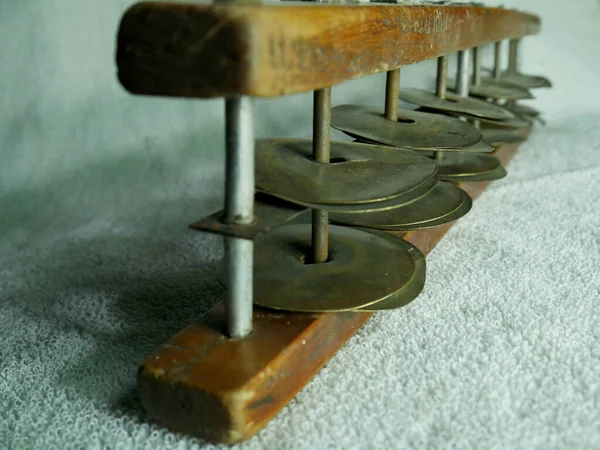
[256,138,438,206]
[331,105,483,151]
[399,88,515,120]
[249,224,426,312]
[329,182,470,230]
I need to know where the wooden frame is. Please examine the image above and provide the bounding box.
[117,2,540,98]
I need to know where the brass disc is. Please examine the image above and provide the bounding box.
[331,105,482,151]
[251,224,426,312]
[451,111,529,129]
[449,79,534,100]
[330,181,469,230]
[508,103,541,117]
[436,153,501,178]
[441,164,507,182]
[482,70,552,89]
[381,190,473,232]
[355,135,494,153]
[399,88,514,120]
[276,173,437,214]
[481,129,527,146]
[354,229,426,311]
[256,138,437,206]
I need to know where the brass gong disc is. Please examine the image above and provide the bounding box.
[399,88,514,120]
[482,70,552,89]
[355,229,426,311]
[442,164,507,182]
[449,111,530,129]
[481,129,527,146]
[508,103,541,117]
[331,105,483,151]
[449,79,534,100]
[251,224,426,312]
[355,135,494,153]
[256,138,437,206]
[436,152,501,178]
[330,181,469,230]
[281,172,437,214]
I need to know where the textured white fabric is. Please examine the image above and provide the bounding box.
[1,0,599,449]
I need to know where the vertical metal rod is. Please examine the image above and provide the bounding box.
[493,41,502,79]
[508,38,520,73]
[471,46,481,87]
[384,68,400,121]
[436,55,448,100]
[456,49,470,98]
[224,97,254,339]
[435,56,448,162]
[312,88,331,264]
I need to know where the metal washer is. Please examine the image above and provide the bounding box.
[355,228,426,311]
[440,164,507,182]
[481,129,527,146]
[331,105,483,151]
[449,79,534,100]
[248,224,426,313]
[436,153,501,178]
[399,88,514,120]
[330,181,470,230]
[482,70,552,89]
[256,138,438,206]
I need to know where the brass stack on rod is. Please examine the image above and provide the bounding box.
[224,97,255,339]
[312,88,331,264]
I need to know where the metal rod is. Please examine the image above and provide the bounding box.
[508,38,520,73]
[471,46,481,87]
[224,97,254,339]
[456,49,470,98]
[493,41,502,79]
[384,68,400,121]
[312,88,331,264]
[434,56,448,162]
[436,55,448,100]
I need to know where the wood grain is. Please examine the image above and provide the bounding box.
[117,2,540,98]
[138,138,526,444]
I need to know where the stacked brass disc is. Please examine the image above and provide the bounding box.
[216,41,550,315]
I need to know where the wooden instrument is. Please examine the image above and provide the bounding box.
[115,1,550,444]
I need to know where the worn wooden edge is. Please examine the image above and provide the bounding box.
[137,136,527,444]
[117,2,540,98]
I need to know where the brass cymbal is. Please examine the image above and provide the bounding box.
[381,189,473,232]
[507,102,541,117]
[441,164,507,182]
[331,105,483,151]
[449,79,534,100]
[455,112,529,129]
[272,171,437,214]
[415,106,529,130]
[330,181,470,230]
[354,229,426,311]
[482,69,552,89]
[355,135,494,153]
[436,152,501,178]
[249,224,426,312]
[399,88,514,120]
[256,138,438,206]
[481,129,527,146]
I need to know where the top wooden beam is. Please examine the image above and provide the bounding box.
[116,1,540,98]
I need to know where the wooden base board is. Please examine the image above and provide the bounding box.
[138,140,523,444]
